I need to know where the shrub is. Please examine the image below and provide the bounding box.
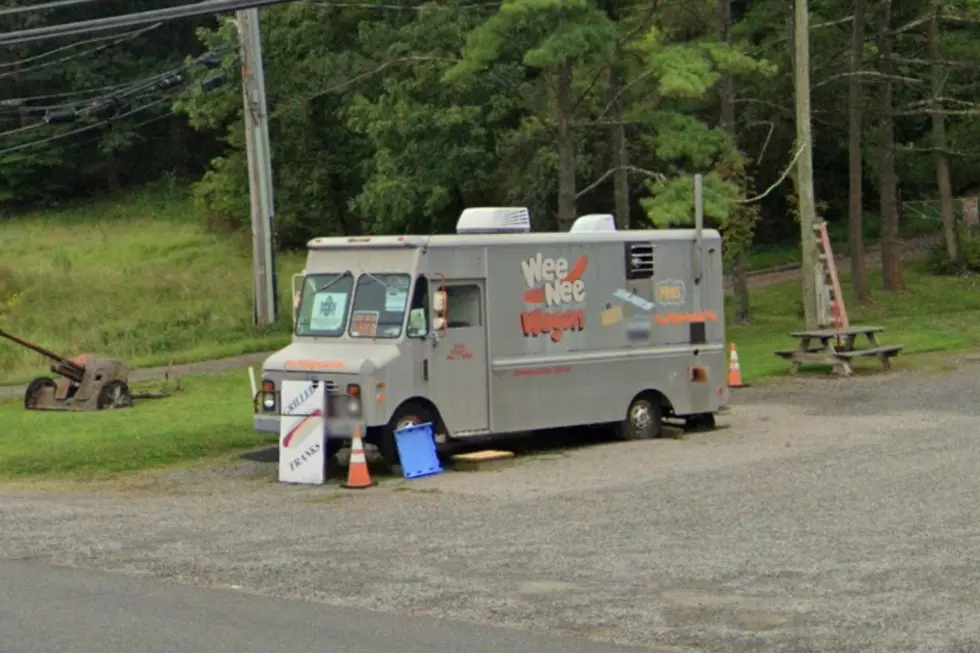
[925,234,980,275]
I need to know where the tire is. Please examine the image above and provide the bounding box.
[380,403,432,467]
[24,377,56,410]
[97,380,133,410]
[616,394,664,441]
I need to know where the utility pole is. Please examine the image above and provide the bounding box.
[793,0,819,329]
[237,7,279,327]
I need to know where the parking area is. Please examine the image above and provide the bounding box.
[2,362,980,652]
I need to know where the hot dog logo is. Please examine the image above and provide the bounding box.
[519,253,588,343]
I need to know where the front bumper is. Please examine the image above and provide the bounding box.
[253,413,367,440]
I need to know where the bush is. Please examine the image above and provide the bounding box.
[925,234,980,275]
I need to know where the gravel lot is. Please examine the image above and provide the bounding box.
[3,361,980,652]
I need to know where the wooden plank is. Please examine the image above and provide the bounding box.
[790,326,885,338]
[834,346,903,359]
[451,450,516,472]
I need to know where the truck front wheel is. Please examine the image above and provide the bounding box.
[617,395,664,441]
[379,403,432,469]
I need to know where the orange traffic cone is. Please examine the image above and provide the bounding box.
[728,343,748,388]
[342,428,376,489]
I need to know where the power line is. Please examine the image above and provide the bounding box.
[0,0,298,46]
[0,45,235,112]
[0,83,170,139]
[0,24,163,79]
[0,23,161,69]
[0,94,177,157]
[0,0,118,18]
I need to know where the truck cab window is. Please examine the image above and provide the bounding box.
[406,276,429,338]
[445,284,482,329]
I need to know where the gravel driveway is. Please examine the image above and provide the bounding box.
[3,361,980,652]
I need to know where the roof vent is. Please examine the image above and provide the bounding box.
[570,214,616,233]
[456,207,531,234]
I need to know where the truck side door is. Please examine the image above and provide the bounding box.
[428,280,490,436]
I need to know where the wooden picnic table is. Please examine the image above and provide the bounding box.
[774,326,903,377]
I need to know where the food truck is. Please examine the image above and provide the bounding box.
[253,208,727,464]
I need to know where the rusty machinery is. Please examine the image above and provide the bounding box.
[0,328,135,411]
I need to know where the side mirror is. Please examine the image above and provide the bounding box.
[431,290,447,332]
[291,272,304,326]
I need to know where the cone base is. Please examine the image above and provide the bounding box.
[341,482,378,489]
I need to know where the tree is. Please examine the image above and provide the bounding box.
[926,0,963,267]
[876,0,905,292]
[848,0,870,301]
[444,0,616,231]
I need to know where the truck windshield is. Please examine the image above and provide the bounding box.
[295,272,354,337]
[348,273,412,339]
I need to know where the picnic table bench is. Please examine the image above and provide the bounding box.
[774,326,903,377]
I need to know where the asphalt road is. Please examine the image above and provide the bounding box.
[0,559,646,653]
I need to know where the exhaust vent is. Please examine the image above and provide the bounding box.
[625,242,655,279]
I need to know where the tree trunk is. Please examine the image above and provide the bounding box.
[848,0,870,302]
[793,0,820,328]
[603,0,630,229]
[607,64,631,230]
[555,62,577,232]
[876,0,905,291]
[928,2,962,266]
[719,0,751,324]
[105,126,121,193]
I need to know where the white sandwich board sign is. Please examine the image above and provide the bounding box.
[279,380,327,485]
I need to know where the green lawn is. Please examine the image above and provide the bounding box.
[0,187,975,480]
[0,183,304,385]
[729,262,980,382]
[0,372,268,479]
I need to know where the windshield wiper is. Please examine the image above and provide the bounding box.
[360,271,391,290]
[314,269,352,293]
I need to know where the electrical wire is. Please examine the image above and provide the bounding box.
[0,23,161,69]
[0,45,236,112]
[0,83,171,140]
[0,0,120,18]
[0,94,177,157]
[0,0,297,46]
[0,24,164,79]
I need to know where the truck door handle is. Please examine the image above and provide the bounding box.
[423,358,429,381]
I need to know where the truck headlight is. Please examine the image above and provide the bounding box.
[260,379,277,412]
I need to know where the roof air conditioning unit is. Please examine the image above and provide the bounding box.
[570,214,616,233]
[456,207,531,234]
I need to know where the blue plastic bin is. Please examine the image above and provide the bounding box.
[393,422,443,480]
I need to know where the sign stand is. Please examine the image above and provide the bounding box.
[278,380,328,485]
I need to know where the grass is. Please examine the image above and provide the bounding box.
[0,264,975,480]
[728,261,980,382]
[0,182,305,385]
[0,371,268,480]
[0,187,976,480]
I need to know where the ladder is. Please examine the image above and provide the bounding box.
[813,221,849,330]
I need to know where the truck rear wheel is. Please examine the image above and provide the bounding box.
[617,395,663,441]
[380,403,432,468]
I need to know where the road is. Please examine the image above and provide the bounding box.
[0,559,645,653]
[3,359,980,651]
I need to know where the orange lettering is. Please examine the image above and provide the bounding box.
[654,311,718,326]
[520,309,586,342]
